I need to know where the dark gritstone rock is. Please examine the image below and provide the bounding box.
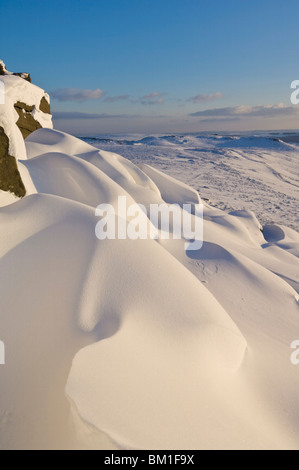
[13,72,31,83]
[0,60,52,198]
[0,63,31,82]
[0,127,26,197]
[14,102,42,139]
[39,97,51,114]
[14,101,34,113]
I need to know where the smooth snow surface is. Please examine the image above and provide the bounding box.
[0,128,298,450]
[0,190,19,207]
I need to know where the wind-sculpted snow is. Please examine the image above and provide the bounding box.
[84,132,299,231]
[0,129,298,449]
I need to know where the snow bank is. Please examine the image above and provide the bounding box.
[0,128,298,449]
[89,133,299,231]
[0,189,19,207]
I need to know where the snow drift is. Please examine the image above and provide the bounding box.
[0,128,298,450]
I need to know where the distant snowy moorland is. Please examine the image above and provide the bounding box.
[82,132,299,231]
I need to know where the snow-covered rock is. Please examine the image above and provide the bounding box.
[0,59,31,83]
[0,60,53,197]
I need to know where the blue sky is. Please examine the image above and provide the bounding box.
[1,0,299,134]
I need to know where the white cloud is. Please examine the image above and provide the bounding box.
[138,92,167,105]
[190,103,299,118]
[53,111,139,119]
[104,95,130,103]
[142,92,160,99]
[187,92,223,104]
[51,88,104,102]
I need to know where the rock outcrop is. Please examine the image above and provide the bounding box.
[14,102,42,139]
[0,60,53,197]
[0,60,31,83]
[0,126,25,197]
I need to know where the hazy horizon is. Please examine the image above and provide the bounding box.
[54,116,299,137]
